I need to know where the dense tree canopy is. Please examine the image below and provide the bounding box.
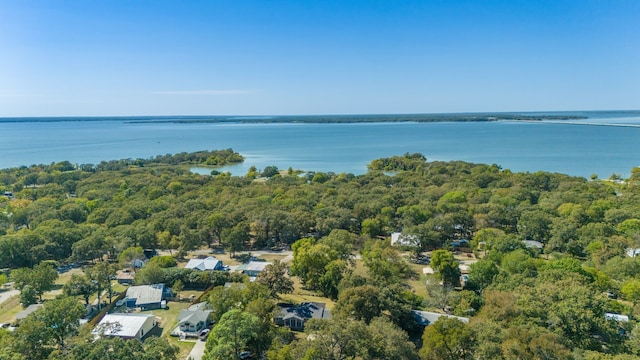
[2,150,640,358]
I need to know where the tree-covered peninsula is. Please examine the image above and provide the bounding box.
[1,151,640,359]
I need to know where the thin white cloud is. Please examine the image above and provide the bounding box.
[152,89,258,96]
[0,91,38,98]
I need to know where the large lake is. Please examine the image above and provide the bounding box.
[1,111,639,179]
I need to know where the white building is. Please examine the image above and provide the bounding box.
[391,232,419,247]
[185,256,223,271]
[93,313,157,341]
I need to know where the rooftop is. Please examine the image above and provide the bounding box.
[411,310,469,326]
[94,313,156,338]
[236,261,272,273]
[185,257,221,271]
[277,302,331,321]
[126,284,166,306]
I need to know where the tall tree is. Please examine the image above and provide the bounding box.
[63,273,96,305]
[12,262,58,301]
[420,317,474,360]
[204,309,259,360]
[256,260,293,297]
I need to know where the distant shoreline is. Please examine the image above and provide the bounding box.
[0,113,591,124]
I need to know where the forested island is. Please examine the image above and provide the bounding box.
[1,150,640,359]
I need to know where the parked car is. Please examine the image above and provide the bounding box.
[199,328,211,341]
[239,351,252,359]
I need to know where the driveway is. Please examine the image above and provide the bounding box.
[0,289,19,305]
[186,340,206,360]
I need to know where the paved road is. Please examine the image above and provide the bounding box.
[186,340,205,360]
[0,289,19,306]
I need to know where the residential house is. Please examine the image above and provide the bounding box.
[93,313,157,341]
[523,240,544,252]
[275,302,331,331]
[391,232,418,247]
[125,284,172,310]
[185,256,223,271]
[606,312,630,323]
[236,261,272,278]
[626,248,640,258]
[116,270,135,285]
[171,303,212,337]
[411,310,469,327]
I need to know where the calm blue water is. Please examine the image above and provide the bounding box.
[1,111,639,179]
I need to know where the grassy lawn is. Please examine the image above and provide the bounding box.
[279,293,335,310]
[282,276,335,310]
[0,295,22,324]
[143,301,195,359]
[168,337,197,359]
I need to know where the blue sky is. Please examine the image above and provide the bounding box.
[1,0,638,116]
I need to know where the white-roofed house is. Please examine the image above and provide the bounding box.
[236,261,272,278]
[626,248,640,258]
[411,310,469,327]
[185,256,223,271]
[93,313,157,341]
[391,232,419,247]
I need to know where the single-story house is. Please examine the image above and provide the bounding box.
[606,313,630,323]
[626,248,640,258]
[185,256,223,271]
[275,302,331,331]
[391,232,419,247]
[116,270,135,285]
[236,261,272,277]
[125,284,172,310]
[15,304,44,322]
[132,258,147,269]
[451,239,470,248]
[523,240,544,251]
[93,313,157,341]
[172,307,212,336]
[411,310,469,327]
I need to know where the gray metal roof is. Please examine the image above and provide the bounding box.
[126,284,165,306]
[411,310,469,326]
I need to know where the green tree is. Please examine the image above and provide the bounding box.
[334,285,384,324]
[63,273,97,304]
[362,240,413,284]
[621,279,640,305]
[222,223,249,258]
[19,284,37,308]
[15,296,84,357]
[256,260,293,297]
[204,309,259,360]
[86,261,117,305]
[134,261,165,285]
[467,259,499,292]
[172,279,184,299]
[12,262,58,302]
[420,317,474,360]
[430,250,461,287]
[118,246,145,271]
